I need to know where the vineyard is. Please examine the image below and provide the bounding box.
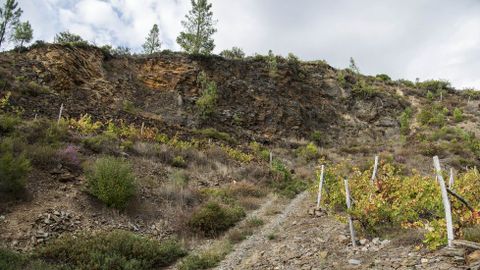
[313,156,480,250]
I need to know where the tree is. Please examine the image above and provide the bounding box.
[12,21,32,47]
[176,0,217,55]
[0,0,23,49]
[349,57,360,74]
[142,24,161,54]
[220,47,245,59]
[54,31,87,45]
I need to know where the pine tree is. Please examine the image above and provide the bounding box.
[0,0,23,49]
[349,57,360,74]
[176,0,217,55]
[54,31,87,45]
[142,24,161,54]
[12,21,32,47]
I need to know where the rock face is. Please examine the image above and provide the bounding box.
[1,44,408,145]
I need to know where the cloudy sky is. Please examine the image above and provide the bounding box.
[11,0,480,88]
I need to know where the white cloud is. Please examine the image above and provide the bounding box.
[11,0,480,89]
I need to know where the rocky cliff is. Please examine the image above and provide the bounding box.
[0,44,409,147]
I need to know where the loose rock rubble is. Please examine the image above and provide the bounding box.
[31,209,82,245]
[307,206,328,218]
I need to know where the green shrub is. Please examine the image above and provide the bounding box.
[397,79,415,88]
[246,217,264,228]
[194,128,235,144]
[399,107,413,135]
[352,80,378,98]
[87,156,136,210]
[188,201,245,237]
[453,108,464,122]
[23,81,50,96]
[219,47,245,59]
[0,114,21,133]
[270,160,308,198]
[417,103,448,127]
[296,142,320,160]
[376,74,391,82]
[179,241,232,270]
[122,100,136,113]
[266,50,278,77]
[171,156,187,168]
[337,71,348,88]
[196,72,218,119]
[416,79,451,93]
[27,144,59,169]
[310,130,323,145]
[37,230,186,270]
[0,248,53,270]
[0,146,30,195]
[82,134,118,153]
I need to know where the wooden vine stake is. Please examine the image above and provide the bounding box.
[433,156,454,248]
[316,165,325,208]
[140,122,145,136]
[57,103,64,124]
[371,155,379,185]
[344,177,356,247]
[269,151,273,166]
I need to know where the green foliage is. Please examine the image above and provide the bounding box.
[348,57,360,74]
[82,134,117,153]
[188,201,245,237]
[296,142,320,161]
[270,160,308,198]
[87,156,136,210]
[315,161,480,250]
[352,79,378,98]
[122,100,136,113]
[196,71,218,119]
[69,114,102,134]
[37,230,186,270]
[220,47,245,59]
[12,21,33,47]
[0,0,23,49]
[193,128,234,143]
[177,0,217,55]
[462,89,480,100]
[246,217,264,227]
[179,241,232,270]
[376,74,391,82]
[23,81,50,96]
[0,113,21,133]
[0,248,53,270]
[171,155,187,168]
[221,144,253,163]
[27,144,59,169]
[266,50,278,77]
[53,31,88,46]
[143,24,162,54]
[426,91,434,101]
[453,108,464,123]
[417,103,448,127]
[336,71,348,88]
[397,79,415,88]
[416,79,451,93]
[399,107,413,135]
[0,138,30,195]
[310,130,323,145]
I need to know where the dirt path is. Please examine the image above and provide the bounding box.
[215,192,464,270]
[216,192,309,270]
